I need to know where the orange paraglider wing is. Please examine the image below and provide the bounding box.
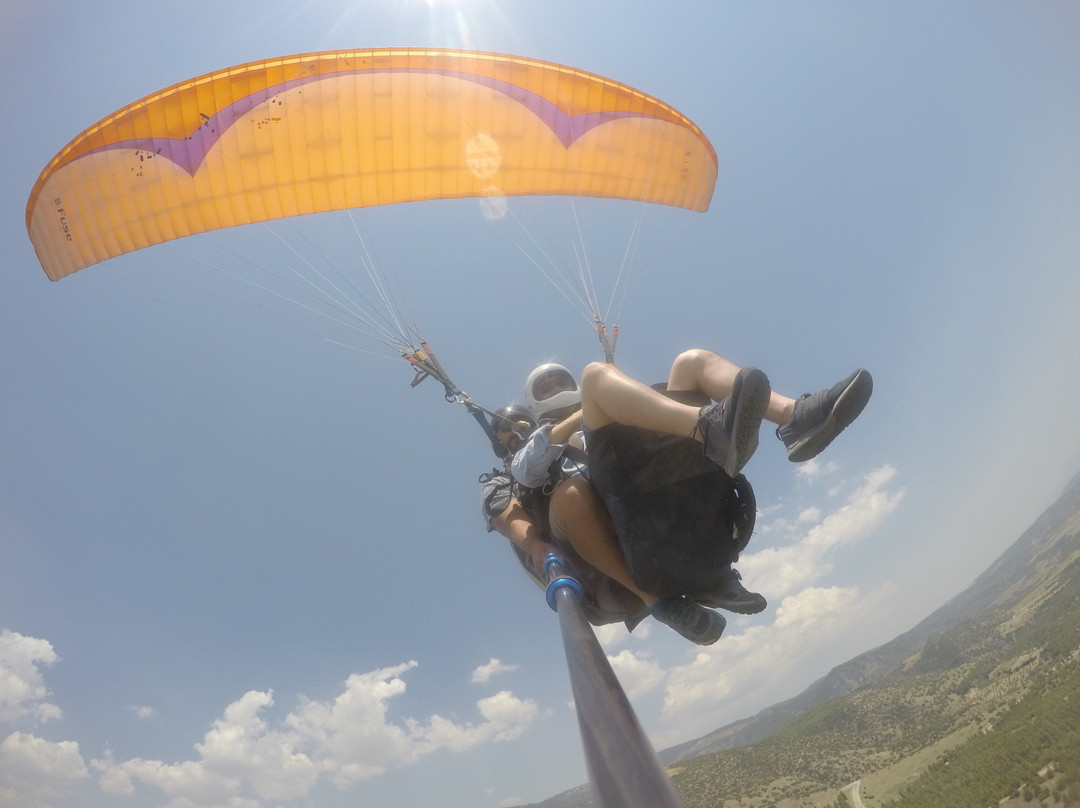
[26,48,717,281]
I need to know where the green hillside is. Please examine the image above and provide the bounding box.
[667,559,1080,806]
[534,472,1080,808]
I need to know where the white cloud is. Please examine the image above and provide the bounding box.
[196,690,319,801]
[802,466,903,551]
[471,658,519,684]
[794,457,838,482]
[773,586,860,630]
[657,587,864,743]
[286,662,426,787]
[94,755,239,804]
[90,751,134,796]
[0,731,88,808]
[593,620,648,652]
[418,690,538,751]
[0,630,62,724]
[127,705,159,720]
[740,465,904,600]
[92,660,540,806]
[606,650,664,699]
[648,466,904,743]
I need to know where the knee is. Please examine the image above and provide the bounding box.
[581,361,609,382]
[669,348,724,390]
[552,478,598,519]
[671,348,714,372]
[580,361,614,392]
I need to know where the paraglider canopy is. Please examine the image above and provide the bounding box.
[26,47,718,282]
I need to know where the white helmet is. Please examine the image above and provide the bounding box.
[525,363,581,422]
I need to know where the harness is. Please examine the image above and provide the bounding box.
[479,467,553,538]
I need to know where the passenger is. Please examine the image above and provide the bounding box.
[511,350,872,636]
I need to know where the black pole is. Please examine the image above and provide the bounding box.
[544,555,685,808]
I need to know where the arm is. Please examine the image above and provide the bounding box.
[510,425,563,487]
[490,499,557,575]
[548,409,584,445]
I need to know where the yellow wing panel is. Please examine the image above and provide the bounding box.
[27,48,717,280]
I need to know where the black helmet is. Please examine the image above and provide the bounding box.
[492,404,537,453]
[492,405,536,436]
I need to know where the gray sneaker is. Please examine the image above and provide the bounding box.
[777,368,873,462]
[696,367,771,477]
[651,596,726,645]
[695,568,767,614]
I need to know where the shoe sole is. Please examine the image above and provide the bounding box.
[726,368,771,476]
[653,608,726,645]
[697,596,768,615]
[697,613,726,645]
[787,369,873,462]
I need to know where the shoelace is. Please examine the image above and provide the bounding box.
[777,393,812,439]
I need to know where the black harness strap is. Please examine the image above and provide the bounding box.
[404,341,507,457]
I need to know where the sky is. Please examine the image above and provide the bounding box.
[3,2,1080,807]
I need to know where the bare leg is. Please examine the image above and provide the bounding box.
[554,478,727,644]
[580,362,700,434]
[667,349,796,425]
[550,478,657,607]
